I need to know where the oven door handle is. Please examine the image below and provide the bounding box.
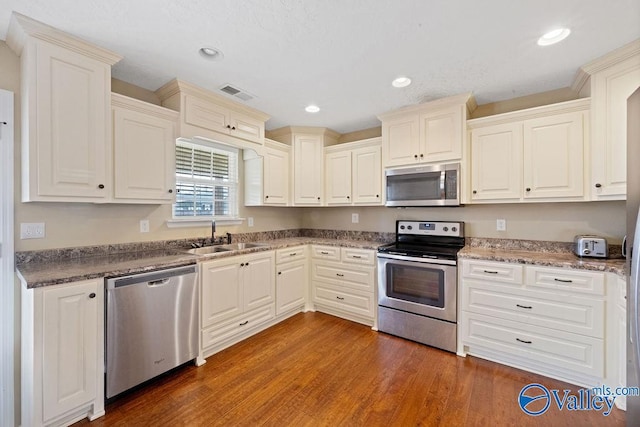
[376,253,457,266]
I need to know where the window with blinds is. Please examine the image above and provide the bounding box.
[174,140,238,219]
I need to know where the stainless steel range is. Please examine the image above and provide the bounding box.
[377,220,464,353]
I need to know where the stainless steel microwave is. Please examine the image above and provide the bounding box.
[385,163,460,207]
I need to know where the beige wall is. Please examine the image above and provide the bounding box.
[301,202,626,243]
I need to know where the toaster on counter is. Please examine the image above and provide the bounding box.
[574,235,608,258]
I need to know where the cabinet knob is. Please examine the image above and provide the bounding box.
[525,188,531,192]
[376,194,379,198]
[240,263,245,267]
[265,195,269,199]
[98,184,105,189]
[595,183,602,188]
[472,190,477,194]
[231,126,236,130]
[168,189,173,193]
[317,197,321,201]
[414,154,418,159]
[278,272,282,275]
[346,196,350,199]
[420,154,424,158]
[246,262,249,266]
[226,125,231,129]
[89,293,96,299]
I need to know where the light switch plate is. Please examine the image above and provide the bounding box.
[140,219,150,233]
[20,223,45,239]
[496,219,506,231]
[352,213,359,223]
[248,217,254,227]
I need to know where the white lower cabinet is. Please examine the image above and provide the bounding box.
[200,251,275,356]
[22,278,104,427]
[310,246,376,326]
[459,260,607,387]
[275,245,308,315]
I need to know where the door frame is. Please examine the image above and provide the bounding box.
[0,88,15,427]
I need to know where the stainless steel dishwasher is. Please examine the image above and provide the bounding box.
[106,265,198,399]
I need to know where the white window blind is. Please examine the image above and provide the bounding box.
[173,140,238,219]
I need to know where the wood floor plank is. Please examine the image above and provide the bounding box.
[75,312,626,426]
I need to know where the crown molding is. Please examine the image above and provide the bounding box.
[111,93,179,121]
[377,92,476,121]
[571,39,640,93]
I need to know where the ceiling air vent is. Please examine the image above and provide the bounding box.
[219,84,254,101]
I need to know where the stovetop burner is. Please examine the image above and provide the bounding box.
[378,220,465,261]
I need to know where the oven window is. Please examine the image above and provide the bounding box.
[386,263,445,307]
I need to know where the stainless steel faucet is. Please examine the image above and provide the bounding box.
[211,220,216,244]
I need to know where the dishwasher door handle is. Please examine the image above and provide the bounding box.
[148,278,171,287]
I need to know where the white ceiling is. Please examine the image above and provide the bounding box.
[1,1,639,134]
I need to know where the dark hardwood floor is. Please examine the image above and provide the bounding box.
[77,312,626,426]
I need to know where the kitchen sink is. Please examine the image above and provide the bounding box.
[219,242,270,250]
[186,246,232,255]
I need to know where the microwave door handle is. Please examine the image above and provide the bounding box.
[440,172,446,199]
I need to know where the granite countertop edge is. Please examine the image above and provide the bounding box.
[17,238,384,289]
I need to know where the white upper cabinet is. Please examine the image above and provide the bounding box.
[244,139,290,206]
[324,138,383,206]
[7,13,122,202]
[111,94,178,203]
[575,40,640,200]
[470,122,522,201]
[268,126,339,206]
[467,99,589,203]
[523,111,585,200]
[379,93,474,167]
[155,79,270,150]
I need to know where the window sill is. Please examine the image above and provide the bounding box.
[166,218,245,228]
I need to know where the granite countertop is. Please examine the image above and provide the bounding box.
[16,237,384,289]
[458,246,626,276]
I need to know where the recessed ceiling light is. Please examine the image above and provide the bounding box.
[537,28,571,46]
[392,76,412,88]
[199,47,224,60]
[305,105,320,113]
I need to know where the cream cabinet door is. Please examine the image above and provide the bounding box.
[31,40,110,200]
[591,57,640,200]
[325,150,352,205]
[201,258,242,327]
[382,115,420,167]
[419,106,463,163]
[352,145,382,204]
[293,134,323,205]
[229,111,264,144]
[242,252,275,312]
[470,122,522,201]
[184,95,229,135]
[112,106,176,202]
[523,111,585,200]
[276,260,307,315]
[42,280,99,421]
[263,147,289,205]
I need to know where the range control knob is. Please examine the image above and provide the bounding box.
[443,227,449,232]
[452,226,457,232]
[400,225,405,230]
[407,225,413,230]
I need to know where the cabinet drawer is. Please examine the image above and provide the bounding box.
[311,245,341,261]
[341,248,375,265]
[462,312,604,377]
[525,266,605,296]
[312,282,375,319]
[201,305,275,350]
[312,262,375,292]
[276,245,307,264]
[462,281,604,338]
[462,260,523,284]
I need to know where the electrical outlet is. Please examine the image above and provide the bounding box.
[352,213,359,223]
[496,219,506,231]
[140,219,150,233]
[20,223,45,239]
[248,217,254,227]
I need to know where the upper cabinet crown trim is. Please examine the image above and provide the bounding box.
[267,126,341,141]
[111,93,179,121]
[6,12,122,65]
[155,78,270,122]
[571,39,640,93]
[324,137,381,153]
[467,98,590,128]
[377,92,476,120]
